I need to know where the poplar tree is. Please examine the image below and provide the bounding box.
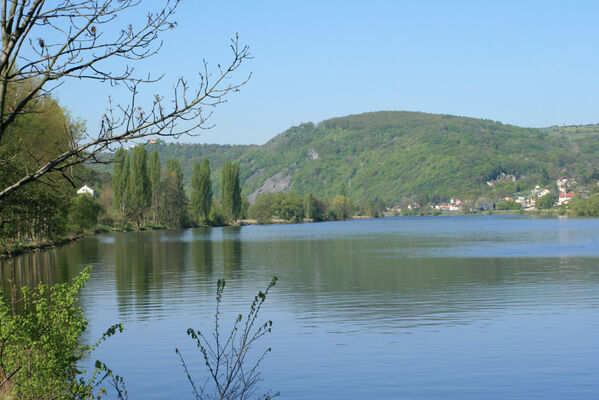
[231,162,242,221]
[221,161,242,223]
[191,158,212,224]
[221,162,232,222]
[148,150,161,223]
[112,148,126,210]
[162,158,186,227]
[120,154,131,213]
[124,146,150,227]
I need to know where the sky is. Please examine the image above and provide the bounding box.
[55,0,599,145]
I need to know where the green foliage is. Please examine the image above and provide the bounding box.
[0,267,125,400]
[69,194,103,231]
[358,198,386,217]
[270,193,304,222]
[304,193,327,221]
[148,150,161,223]
[496,200,522,210]
[248,194,274,224]
[94,112,599,205]
[112,148,127,211]
[0,91,80,241]
[569,194,599,216]
[537,193,557,210]
[176,277,279,400]
[248,193,304,223]
[160,159,187,228]
[330,195,355,220]
[209,203,225,226]
[124,146,150,226]
[191,158,212,225]
[221,162,241,223]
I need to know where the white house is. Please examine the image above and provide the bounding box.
[538,189,551,198]
[77,185,98,198]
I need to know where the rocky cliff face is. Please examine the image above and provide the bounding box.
[247,170,292,203]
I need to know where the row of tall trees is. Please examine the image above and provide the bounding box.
[112,147,186,228]
[113,149,243,227]
[189,159,243,225]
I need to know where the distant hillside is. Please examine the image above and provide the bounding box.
[236,112,599,203]
[94,111,599,204]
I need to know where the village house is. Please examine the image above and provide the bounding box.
[558,192,574,206]
[77,185,98,198]
[557,177,569,193]
[514,196,526,204]
[537,189,551,198]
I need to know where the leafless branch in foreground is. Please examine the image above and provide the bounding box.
[0,0,251,200]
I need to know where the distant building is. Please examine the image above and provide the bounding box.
[558,192,574,206]
[148,138,157,144]
[557,177,569,193]
[77,185,98,198]
[538,189,551,198]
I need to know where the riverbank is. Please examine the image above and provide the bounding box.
[0,223,170,258]
[0,235,83,258]
[0,209,576,257]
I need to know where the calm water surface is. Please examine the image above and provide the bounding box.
[2,216,599,399]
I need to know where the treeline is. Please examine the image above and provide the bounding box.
[110,147,243,228]
[247,192,385,224]
[569,193,599,217]
[0,86,102,245]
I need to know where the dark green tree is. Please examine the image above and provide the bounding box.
[248,194,273,224]
[161,158,187,227]
[124,146,150,227]
[148,150,161,223]
[69,194,103,231]
[191,158,213,224]
[271,192,304,222]
[537,193,557,210]
[221,162,242,223]
[112,148,127,211]
[304,193,327,221]
[331,195,355,220]
[0,92,76,241]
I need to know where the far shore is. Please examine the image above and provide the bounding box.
[0,209,577,258]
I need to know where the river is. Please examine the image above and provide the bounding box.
[2,215,599,399]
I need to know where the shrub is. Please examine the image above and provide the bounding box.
[0,267,125,400]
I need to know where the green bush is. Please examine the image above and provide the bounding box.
[69,194,103,231]
[537,193,557,210]
[0,267,125,400]
[570,194,599,216]
[496,200,522,210]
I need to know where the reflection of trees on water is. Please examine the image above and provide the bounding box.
[222,226,242,279]
[113,230,191,317]
[191,227,214,276]
[0,251,59,298]
[236,235,599,328]
[0,238,98,306]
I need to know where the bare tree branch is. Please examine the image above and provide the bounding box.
[0,0,251,200]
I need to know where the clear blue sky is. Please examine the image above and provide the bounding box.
[56,1,599,145]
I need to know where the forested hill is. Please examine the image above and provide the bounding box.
[97,111,599,203]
